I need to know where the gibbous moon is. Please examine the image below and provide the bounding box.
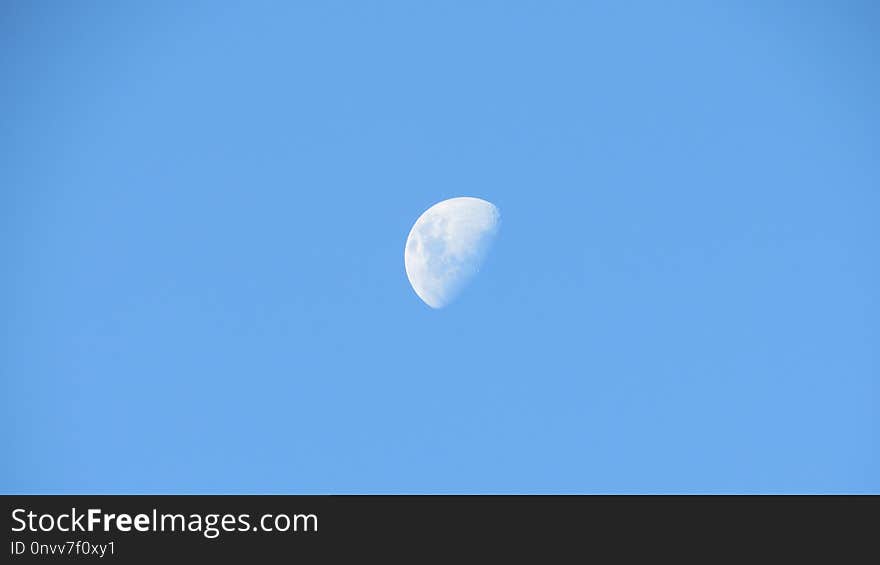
[404,197,500,308]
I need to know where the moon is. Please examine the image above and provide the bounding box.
[404,197,501,308]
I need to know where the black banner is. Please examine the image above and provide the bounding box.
[3,496,876,561]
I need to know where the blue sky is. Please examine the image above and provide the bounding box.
[2,1,877,493]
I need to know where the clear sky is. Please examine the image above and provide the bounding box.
[2,1,877,493]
